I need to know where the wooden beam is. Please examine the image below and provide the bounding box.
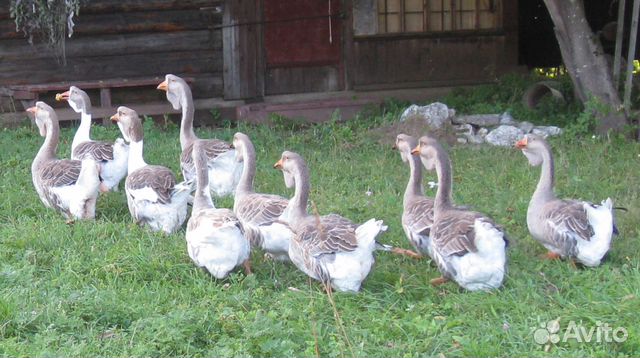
[613,0,627,88]
[624,0,640,113]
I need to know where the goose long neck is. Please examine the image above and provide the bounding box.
[533,146,556,202]
[72,112,92,151]
[193,152,214,213]
[127,140,147,173]
[404,154,424,206]
[433,149,453,213]
[236,142,256,195]
[290,164,310,222]
[179,90,197,151]
[35,119,58,165]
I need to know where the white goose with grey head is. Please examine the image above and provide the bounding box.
[29,101,101,222]
[157,74,242,197]
[274,151,387,293]
[515,134,617,266]
[56,86,129,192]
[412,135,507,291]
[111,106,192,234]
[231,132,293,261]
[394,134,434,259]
[186,139,251,278]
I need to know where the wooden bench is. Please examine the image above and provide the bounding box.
[6,76,193,124]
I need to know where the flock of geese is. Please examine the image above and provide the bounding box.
[28,74,619,293]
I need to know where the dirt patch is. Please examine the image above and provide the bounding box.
[368,116,459,147]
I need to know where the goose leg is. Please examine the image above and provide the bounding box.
[242,259,252,275]
[391,247,422,259]
[430,276,448,286]
[541,251,561,260]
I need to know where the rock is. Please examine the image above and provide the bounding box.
[457,137,468,144]
[517,121,535,133]
[454,124,485,144]
[485,125,525,147]
[452,114,501,127]
[499,112,515,125]
[477,127,489,137]
[532,126,563,138]
[400,102,455,128]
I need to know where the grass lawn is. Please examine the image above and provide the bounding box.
[0,96,639,357]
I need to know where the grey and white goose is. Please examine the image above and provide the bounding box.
[28,101,101,222]
[186,139,251,278]
[157,74,242,197]
[231,132,293,261]
[111,106,192,234]
[274,151,387,293]
[515,134,617,266]
[56,86,129,192]
[412,135,508,291]
[394,133,434,259]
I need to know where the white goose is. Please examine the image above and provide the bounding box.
[412,135,507,291]
[232,132,293,261]
[274,151,387,293]
[515,134,617,266]
[28,101,100,222]
[394,134,434,259]
[157,74,242,197]
[186,139,251,278]
[111,106,192,234]
[56,86,129,192]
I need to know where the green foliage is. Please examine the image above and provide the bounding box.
[10,0,83,63]
[1,109,639,356]
[564,97,609,138]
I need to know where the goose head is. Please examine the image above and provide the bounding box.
[411,135,439,171]
[231,132,251,162]
[27,101,55,137]
[393,133,418,163]
[157,74,190,110]
[274,151,304,189]
[515,134,547,167]
[110,106,143,143]
[56,86,91,114]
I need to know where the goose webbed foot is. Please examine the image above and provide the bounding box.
[391,247,423,259]
[242,260,253,275]
[430,276,448,286]
[541,251,561,260]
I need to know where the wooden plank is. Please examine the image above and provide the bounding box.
[80,0,223,14]
[223,0,260,100]
[0,50,222,83]
[0,30,221,60]
[100,88,112,125]
[265,66,340,95]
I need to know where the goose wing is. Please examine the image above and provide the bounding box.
[39,159,81,187]
[403,197,435,236]
[542,200,594,254]
[73,141,114,162]
[126,165,177,204]
[236,193,288,226]
[181,139,233,171]
[299,214,358,257]
[432,210,481,257]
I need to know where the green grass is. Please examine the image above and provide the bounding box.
[1,94,639,357]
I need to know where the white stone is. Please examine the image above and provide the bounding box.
[518,121,535,133]
[400,102,455,128]
[452,114,501,127]
[485,125,525,147]
[454,123,484,144]
[499,112,515,125]
[532,126,563,138]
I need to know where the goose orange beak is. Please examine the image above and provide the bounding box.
[55,91,70,101]
[515,137,528,149]
[411,144,420,155]
[274,159,283,169]
[110,113,119,123]
[157,80,168,91]
[26,106,37,114]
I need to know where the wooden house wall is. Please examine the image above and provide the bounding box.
[0,0,223,99]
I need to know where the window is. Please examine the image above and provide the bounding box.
[377,0,501,34]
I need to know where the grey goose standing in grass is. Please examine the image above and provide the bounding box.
[393,134,434,259]
[157,74,242,197]
[56,86,129,192]
[186,139,251,278]
[274,151,387,292]
[28,101,101,223]
[515,134,617,266]
[111,106,192,234]
[231,132,293,261]
[412,135,507,291]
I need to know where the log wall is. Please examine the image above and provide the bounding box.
[0,0,223,98]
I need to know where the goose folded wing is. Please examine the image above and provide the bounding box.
[127,165,177,204]
[237,194,288,226]
[300,216,359,257]
[432,212,480,257]
[405,197,435,236]
[181,139,233,168]
[73,141,114,161]
[40,159,81,187]
[543,200,594,254]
